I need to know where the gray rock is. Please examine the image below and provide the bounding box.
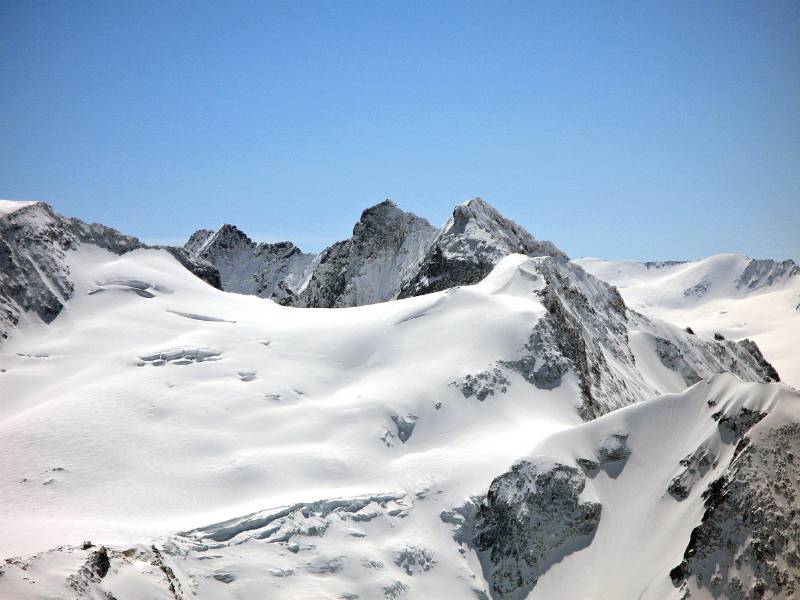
[185,223,314,300]
[391,414,417,444]
[597,433,631,464]
[671,421,800,599]
[454,368,510,401]
[668,445,714,501]
[473,460,602,598]
[398,198,567,298]
[393,546,435,575]
[0,201,220,340]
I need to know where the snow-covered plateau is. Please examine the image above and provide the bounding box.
[0,198,797,599]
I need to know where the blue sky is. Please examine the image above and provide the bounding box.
[2,1,798,260]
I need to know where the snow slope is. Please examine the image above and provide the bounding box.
[0,246,588,560]
[576,255,800,388]
[0,199,38,216]
[1,203,796,599]
[3,375,797,600]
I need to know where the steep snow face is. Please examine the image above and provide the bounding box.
[577,254,800,388]
[296,200,438,307]
[185,224,315,299]
[399,198,567,298]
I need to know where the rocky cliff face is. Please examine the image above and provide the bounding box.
[188,197,566,308]
[670,413,800,599]
[184,224,314,299]
[294,200,437,307]
[0,201,220,340]
[439,377,800,600]
[399,198,566,298]
[454,255,780,420]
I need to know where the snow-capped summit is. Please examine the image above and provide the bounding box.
[184,223,314,299]
[186,198,567,307]
[1,198,797,600]
[0,200,219,340]
[398,198,566,298]
[295,199,438,307]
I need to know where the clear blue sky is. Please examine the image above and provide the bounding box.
[2,1,798,260]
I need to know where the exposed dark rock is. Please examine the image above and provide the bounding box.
[736,258,800,290]
[393,546,436,575]
[399,198,566,298]
[473,461,601,598]
[185,223,313,299]
[668,445,714,501]
[597,433,631,464]
[296,200,437,307]
[654,337,702,386]
[737,339,781,382]
[67,546,110,594]
[453,368,510,401]
[576,458,600,476]
[0,201,221,340]
[391,414,418,443]
[671,422,800,599]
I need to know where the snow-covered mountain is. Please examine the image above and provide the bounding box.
[184,198,564,308]
[184,224,314,301]
[294,200,438,308]
[0,198,797,599]
[577,254,800,388]
[0,199,220,340]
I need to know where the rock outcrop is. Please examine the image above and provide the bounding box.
[671,418,800,599]
[184,223,314,300]
[295,200,437,307]
[398,198,566,298]
[473,460,602,598]
[187,197,565,308]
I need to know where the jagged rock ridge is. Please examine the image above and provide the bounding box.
[185,197,566,307]
[185,223,314,301]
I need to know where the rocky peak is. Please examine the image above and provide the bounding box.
[295,200,438,307]
[398,198,566,298]
[736,258,800,291]
[0,200,220,340]
[184,229,214,254]
[200,224,255,256]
